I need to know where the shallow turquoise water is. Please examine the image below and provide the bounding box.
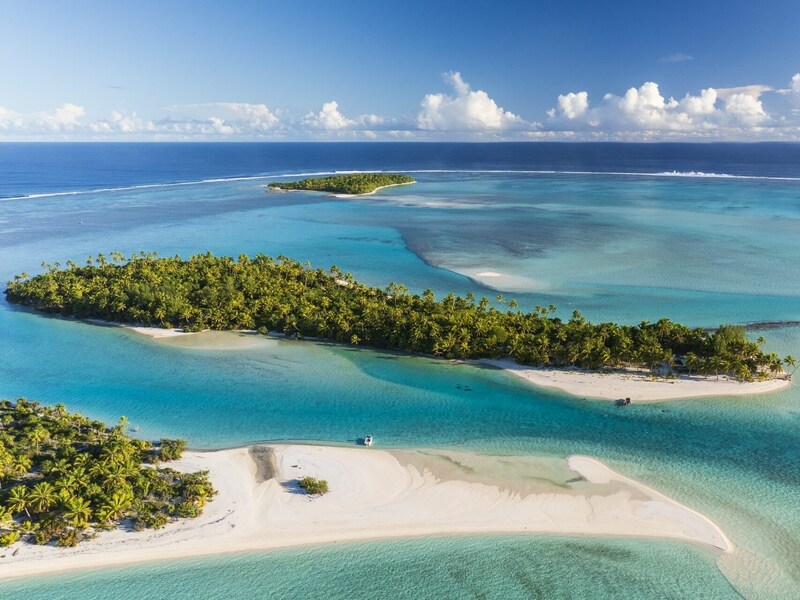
[1,172,798,597]
[2,537,738,600]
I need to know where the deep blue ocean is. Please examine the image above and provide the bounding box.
[1,143,799,599]
[3,142,800,199]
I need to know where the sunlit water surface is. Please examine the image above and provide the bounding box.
[1,144,798,598]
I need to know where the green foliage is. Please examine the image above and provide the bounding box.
[268,173,415,195]
[0,530,19,547]
[0,398,216,547]
[4,253,784,381]
[158,439,188,462]
[298,476,329,495]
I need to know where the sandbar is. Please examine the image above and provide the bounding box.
[0,444,731,581]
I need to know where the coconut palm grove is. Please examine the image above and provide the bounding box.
[0,399,215,548]
[5,252,791,381]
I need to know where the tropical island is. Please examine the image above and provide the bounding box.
[5,253,792,384]
[0,399,215,549]
[267,172,415,195]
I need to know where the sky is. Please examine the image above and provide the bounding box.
[1,0,799,141]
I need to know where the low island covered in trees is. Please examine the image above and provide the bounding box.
[267,173,415,195]
[5,252,792,382]
[0,399,215,548]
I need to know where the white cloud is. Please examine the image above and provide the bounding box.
[0,103,86,133]
[780,73,800,109]
[302,101,354,130]
[2,71,799,141]
[90,111,157,134]
[163,102,280,134]
[715,85,772,100]
[678,88,717,115]
[723,93,767,125]
[417,71,524,131]
[547,80,776,138]
[556,92,588,119]
[35,103,86,131]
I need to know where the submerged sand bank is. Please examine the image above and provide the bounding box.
[0,444,731,581]
[92,323,790,401]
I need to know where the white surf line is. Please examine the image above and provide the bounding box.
[8,168,799,202]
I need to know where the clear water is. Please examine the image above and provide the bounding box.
[0,143,798,598]
[2,537,738,600]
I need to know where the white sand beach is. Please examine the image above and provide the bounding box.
[97,324,790,402]
[484,358,790,402]
[332,180,416,197]
[0,444,731,581]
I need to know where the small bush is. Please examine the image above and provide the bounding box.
[298,476,329,495]
[159,439,187,461]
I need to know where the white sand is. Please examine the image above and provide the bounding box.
[464,269,550,292]
[126,326,192,338]
[484,358,790,402]
[0,445,731,580]
[332,181,416,197]
[86,319,196,339]
[92,322,790,402]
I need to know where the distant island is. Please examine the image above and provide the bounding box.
[267,173,415,195]
[5,253,791,383]
[0,399,215,548]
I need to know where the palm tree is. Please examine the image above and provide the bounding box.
[63,497,92,527]
[28,482,57,513]
[10,456,31,478]
[97,491,133,523]
[7,486,31,517]
[27,426,48,455]
[784,355,797,379]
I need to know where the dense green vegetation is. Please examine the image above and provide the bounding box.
[267,173,414,195]
[298,477,329,495]
[5,252,790,382]
[0,399,215,548]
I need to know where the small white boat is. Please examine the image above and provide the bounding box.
[363,435,373,446]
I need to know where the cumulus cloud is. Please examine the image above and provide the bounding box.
[0,103,87,133]
[302,101,354,130]
[163,102,280,134]
[547,80,775,137]
[553,92,588,119]
[722,93,767,125]
[417,72,524,131]
[778,73,800,110]
[90,111,156,134]
[2,71,800,140]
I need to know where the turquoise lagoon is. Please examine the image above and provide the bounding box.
[1,170,799,598]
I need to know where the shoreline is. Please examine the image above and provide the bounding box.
[267,180,415,198]
[80,321,791,402]
[0,444,732,581]
[99,322,790,402]
[481,358,790,402]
